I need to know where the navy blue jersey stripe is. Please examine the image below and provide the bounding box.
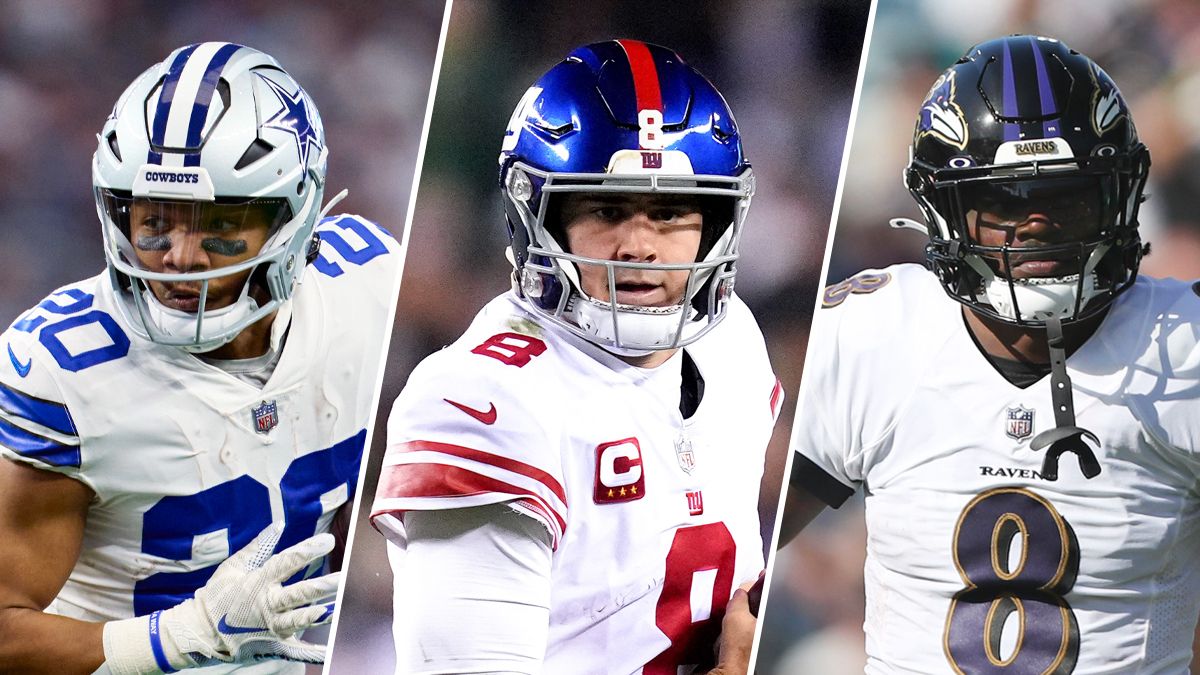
[148,43,200,164]
[183,43,243,167]
[0,381,76,436]
[0,417,79,467]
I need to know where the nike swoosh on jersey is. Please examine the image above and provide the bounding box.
[443,398,497,425]
[217,615,265,635]
[7,344,30,378]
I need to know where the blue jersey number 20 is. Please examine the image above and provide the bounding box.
[133,430,365,615]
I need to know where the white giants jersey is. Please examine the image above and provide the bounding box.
[373,292,781,674]
[792,263,1200,674]
[0,216,397,630]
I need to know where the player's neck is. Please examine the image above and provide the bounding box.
[618,347,677,369]
[199,310,277,361]
[962,307,1106,365]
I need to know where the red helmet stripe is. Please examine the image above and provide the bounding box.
[617,39,663,117]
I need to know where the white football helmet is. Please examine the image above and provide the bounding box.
[93,42,331,352]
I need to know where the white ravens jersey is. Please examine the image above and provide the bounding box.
[0,215,398,669]
[373,292,781,674]
[792,263,1200,674]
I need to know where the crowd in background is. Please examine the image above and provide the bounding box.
[761,0,1200,672]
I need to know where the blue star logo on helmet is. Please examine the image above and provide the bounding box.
[917,71,968,151]
[258,73,322,174]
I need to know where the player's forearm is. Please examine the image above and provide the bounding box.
[0,606,105,674]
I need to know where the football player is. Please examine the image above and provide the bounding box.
[371,40,781,673]
[0,43,400,673]
[782,35,1200,671]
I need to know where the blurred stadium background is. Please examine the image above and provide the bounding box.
[760,0,1200,673]
[331,1,869,672]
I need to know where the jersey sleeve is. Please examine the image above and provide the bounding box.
[788,298,860,509]
[0,320,85,486]
[387,504,552,674]
[789,267,917,508]
[310,213,403,289]
[371,344,568,548]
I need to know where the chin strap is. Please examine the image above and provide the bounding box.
[1029,315,1102,480]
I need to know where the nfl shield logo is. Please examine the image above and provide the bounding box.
[675,435,695,474]
[1006,405,1035,441]
[252,400,278,434]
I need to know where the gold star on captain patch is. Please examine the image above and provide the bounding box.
[608,488,614,497]
[631,486,637,494]
[619,487,627,496]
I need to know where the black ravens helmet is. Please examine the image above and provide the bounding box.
[902,35,1150,326]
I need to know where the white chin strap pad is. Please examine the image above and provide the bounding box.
[983,274,1097,322]
[567,297,686,356]
[142,290,260,353]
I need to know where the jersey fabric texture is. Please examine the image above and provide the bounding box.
[793,263,1200,674]
[373,291,781,674]
[0,214,399,674]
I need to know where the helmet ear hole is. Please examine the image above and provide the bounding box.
[235,138,275,170]
[106,131,122,162]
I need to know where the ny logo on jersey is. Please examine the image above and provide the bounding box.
[686,490,704,516]
[1006,405,1035,441]
[594,437,646,504]
[252,400,279,434]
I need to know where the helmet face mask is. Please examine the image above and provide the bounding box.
[93,42,329,352]
[499,40,753,355]
[905,35,1150,326]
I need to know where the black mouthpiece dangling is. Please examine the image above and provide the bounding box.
[1029,316,1102,480]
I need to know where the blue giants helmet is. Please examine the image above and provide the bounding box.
[93,42,334,352]
[903,35,1150,326]
[499,39,754,354]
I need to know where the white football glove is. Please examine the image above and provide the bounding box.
[102,523,340,673]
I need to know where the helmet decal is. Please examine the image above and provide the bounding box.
[259,73,324,176]
[147,42,245,166]
[617,39,665,150]
[1090,63,1125,136]
[917,71,968,151]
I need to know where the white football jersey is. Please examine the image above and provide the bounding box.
[793,263,1200,674]
[373,292,781,674]
[0,215,399,672]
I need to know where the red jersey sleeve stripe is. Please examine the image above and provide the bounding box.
[617,39,663,119]
[374,462,567,536]
[390,439,567,504]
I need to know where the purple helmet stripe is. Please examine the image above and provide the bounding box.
[148,43,200,165]
[1001,40,1019,142]
[183,43,243,167]
[1029,36,1060,137]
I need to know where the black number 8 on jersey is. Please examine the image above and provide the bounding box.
[944,487,1080,674]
